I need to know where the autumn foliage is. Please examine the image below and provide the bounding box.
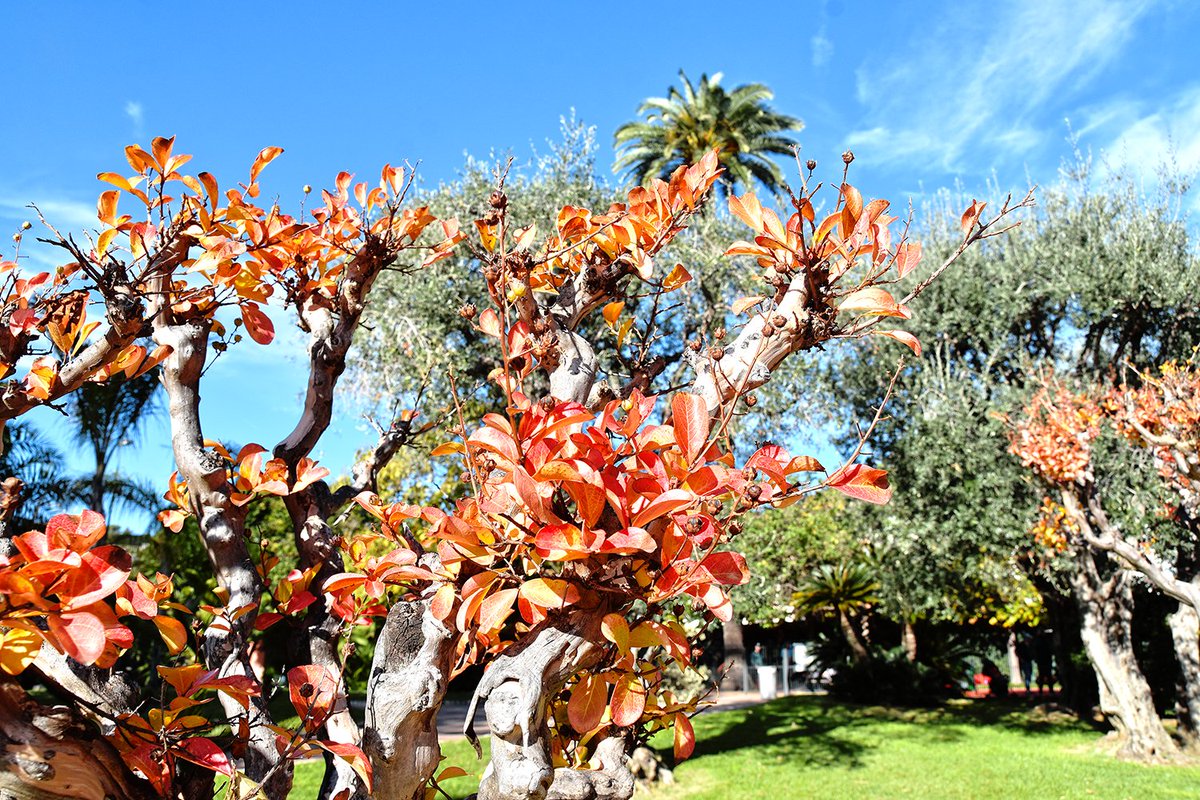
[0,137,1010,799]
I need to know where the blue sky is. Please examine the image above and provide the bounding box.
[1,0,1197,527]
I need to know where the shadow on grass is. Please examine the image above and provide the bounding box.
[667,695,1101,768]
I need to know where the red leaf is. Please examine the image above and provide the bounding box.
[671,393,710,465]
[697,551,750,586]
[314,741,373,793]
[240,302,274,345]
[47,610,106,664]
[826,463,893,505]
[176,738,232,776]
[287,664,341,731]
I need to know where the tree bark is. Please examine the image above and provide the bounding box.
[901,620,918,663]
[1071,549,1178,761]
[467,611,634,800]
[718,618,747,691]
[1168,597,1200,747]
[839,611,870,665]
[0,678,155,800]
[360,588,455,800]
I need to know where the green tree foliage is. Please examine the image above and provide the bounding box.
[614,71,802,196]
[732,493,857,625]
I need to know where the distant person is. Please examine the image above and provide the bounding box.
[1015,632,1034,692]
[750,642,765,667]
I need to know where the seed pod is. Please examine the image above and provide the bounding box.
[747,484,763,500]
[688,339,702,352]
[488,190,507,210]
[745,394,758,407]
[772,314,786,328]
[459,303,478,320]
[842,150,855,164]
[805,159,817,171]
[708,346,725,361]
[761,323,775,337]
[539,396,555,412]
[713,327,726,341]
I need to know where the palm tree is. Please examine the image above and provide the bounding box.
[614,71,802,196]
[0,422,81,536]
[794,562,879,664]
[66,369,162,529]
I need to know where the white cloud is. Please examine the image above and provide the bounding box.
[0,195,97,230]
[847,0,1162,172]
[811,30,833,68]
[124,100,144,138]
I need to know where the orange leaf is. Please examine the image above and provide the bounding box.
[610,673,646,727]
[662,263,692,291]
[960,199,987,235]
[895,241,923,279]
[152,616,188,655]
[567,674,608,733]
[838,287,911,319]
[674,712,696,760]
[671,393,710,464]
[826,463,892,505]
[250,146,284,184]
[731,295,766,315]
[477,587,518,632]
[602,301,625,330]
[518,578,580,610]
[873,329,922,356]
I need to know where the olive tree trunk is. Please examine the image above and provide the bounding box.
[1071,550,1177,761]
[1169,596,1200,747]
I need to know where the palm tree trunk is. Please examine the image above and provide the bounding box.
[839,611,869,664]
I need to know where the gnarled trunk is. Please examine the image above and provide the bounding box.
[1071,550,1177,761]
[360,590,455,800]
[1169,597,1200,747]
[467,610,634,800]
[0,678,155,800]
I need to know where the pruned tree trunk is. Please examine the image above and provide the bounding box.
[719,618,747,690]
[1071,550,1177,761]
[360,589,455,800]
[467,610,634,800]
[1168,597,1200,747]
[0,678,155,800]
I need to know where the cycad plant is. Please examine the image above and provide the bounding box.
[794,562,879,664]
[614,70,802,196]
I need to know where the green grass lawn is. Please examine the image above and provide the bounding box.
[290,696,1198,799]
